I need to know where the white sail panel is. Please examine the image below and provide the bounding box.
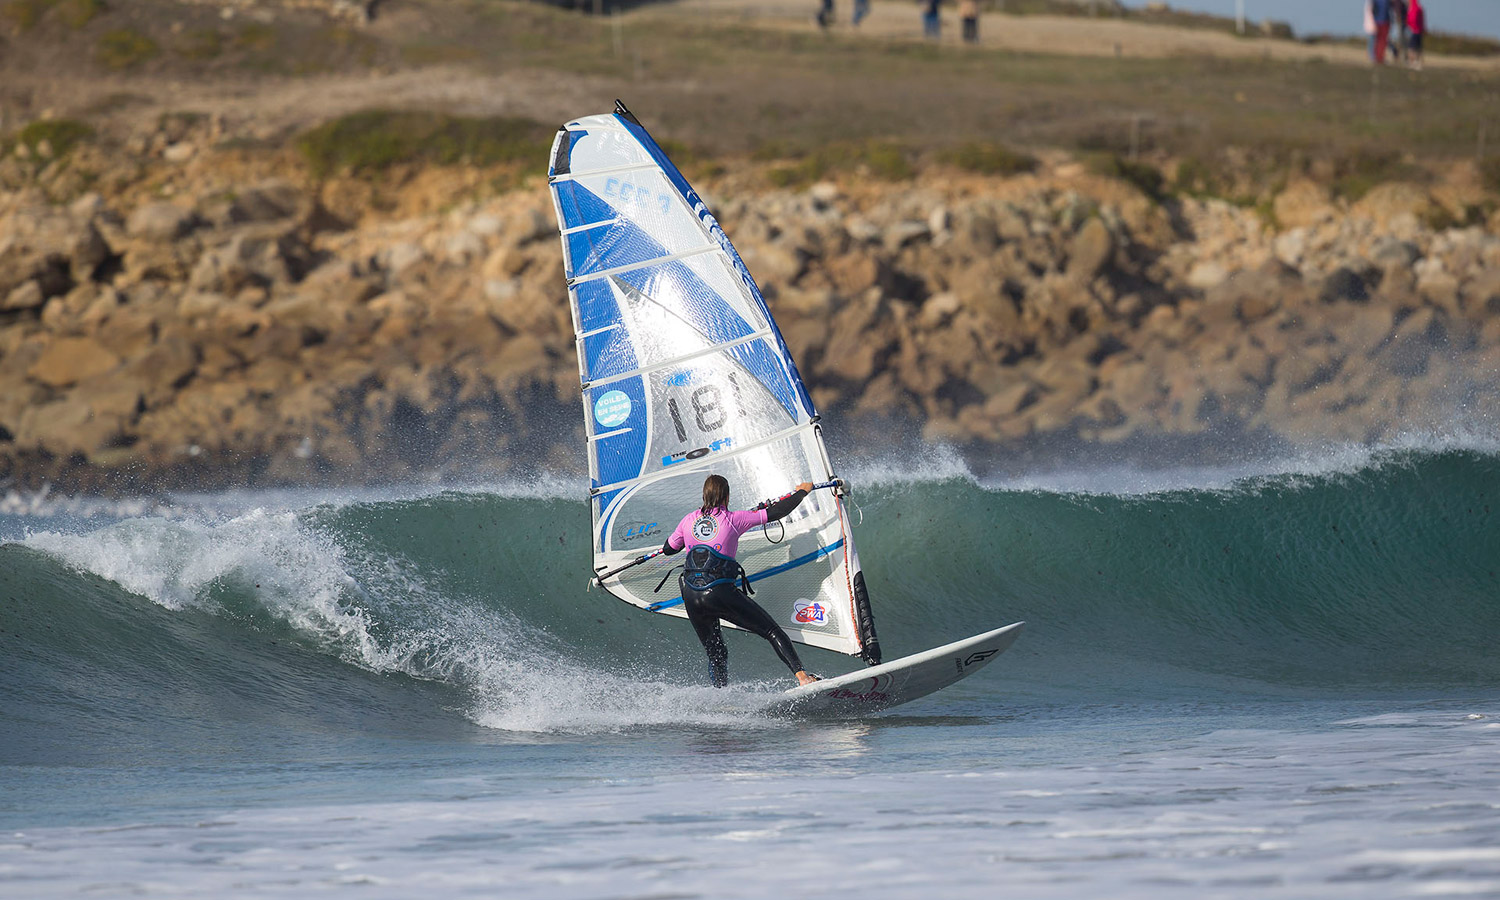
[548,105,880,662]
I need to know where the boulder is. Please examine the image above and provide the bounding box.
[28,336,121,388]
[1319,267,1370,304]
[2,280,44,312]
[1186,261,1228,291]
[0,206,111,299]
[1067,217,1113,282]
[1352,183,1438,228]
[126,202,199,242]
[227,180,307,224]
[1273,179,1336,229]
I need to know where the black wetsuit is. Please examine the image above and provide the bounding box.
[661,490,809,687]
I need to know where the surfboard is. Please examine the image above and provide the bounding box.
[763,622,1025,718]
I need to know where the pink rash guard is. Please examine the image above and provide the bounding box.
[667,506,768,560]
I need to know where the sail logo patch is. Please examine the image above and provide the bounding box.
[620,521,661,544]
[602,177,672,215]
[594,390,632,428]
[793,600,827,625]
[692,516,718,541]
[662,437,732,467]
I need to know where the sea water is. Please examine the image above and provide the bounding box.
[3,443,1499,898]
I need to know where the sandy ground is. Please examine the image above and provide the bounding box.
[661,0,1499,69]
[1,1,1494,150]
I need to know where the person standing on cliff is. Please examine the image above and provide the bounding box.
[1407,0,1426,69]
[959,0,978,44]
[921,0,941,39]
[1390,0,1409,62]
[1368,0,1392,65]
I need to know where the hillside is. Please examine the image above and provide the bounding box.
[2,0,1499,494]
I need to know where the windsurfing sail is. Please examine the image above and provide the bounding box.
[546,100,881,665]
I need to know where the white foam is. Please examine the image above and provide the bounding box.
[19,506,780,735]
[845,444,977,489]
[979,431,1500,498]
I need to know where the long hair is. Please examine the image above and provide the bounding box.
[701,474,730,513]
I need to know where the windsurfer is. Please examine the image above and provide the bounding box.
[661,474,821,688]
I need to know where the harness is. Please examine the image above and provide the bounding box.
[654,545,754,596]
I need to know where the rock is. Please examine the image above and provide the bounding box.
[809,182,840,207]
[884,221,930,251]
[1352,183,1437,228]
[1273,179,1336,229]
[824,253,879,295]
[126,202,198,242]
[1380,306,1445,376]
[28,337,122,388]
[228,180,305,224]
[1320,267,1370,304]
[1068,218,1113,281]
[14,396,125,456]
[1187,261,1229,290]
[927,205,950,236]
[0,206,111,299]
[163,142,197,163]
[918,291,962,328]
[738,241,802,286]
[1370,237,1420,268]
[189,232,296,294]
[2,280,44,311]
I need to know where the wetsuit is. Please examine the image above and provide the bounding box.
[661,489,810,687]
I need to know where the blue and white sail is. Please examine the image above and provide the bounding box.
[547,102,880,663]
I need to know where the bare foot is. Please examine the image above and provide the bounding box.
[795,671,821,686]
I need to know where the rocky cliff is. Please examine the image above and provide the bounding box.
[3,126,1499,493]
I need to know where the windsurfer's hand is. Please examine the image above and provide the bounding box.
[796,482,814,494]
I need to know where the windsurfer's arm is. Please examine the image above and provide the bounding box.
[661,523,687,555]
[764,483,814,522]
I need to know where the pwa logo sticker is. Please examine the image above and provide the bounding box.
[620,521,660,543]
[594,390,632,428]
[793,600,827,625]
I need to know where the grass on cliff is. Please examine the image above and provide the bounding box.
[940,142,1038,176]
[296,111,554,178]
[6,118,94,160]
[2,0,101,30]
[761,140,915,187]
[97,28,159,69]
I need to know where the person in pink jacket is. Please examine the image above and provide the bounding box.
[1407,0,1426,69]
[660,474,820,687]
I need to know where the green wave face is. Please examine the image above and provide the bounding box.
[3,448,1498,749]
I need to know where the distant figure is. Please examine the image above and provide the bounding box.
[959,0,978,43]
[1390,0,1409,62]
[1369,0,1392,65]
[852,0,869,26]
[817,0,834,29]
[1407,0,1426,69]
[922,0,940,39]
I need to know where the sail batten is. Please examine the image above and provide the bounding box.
[548,105,879,663]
